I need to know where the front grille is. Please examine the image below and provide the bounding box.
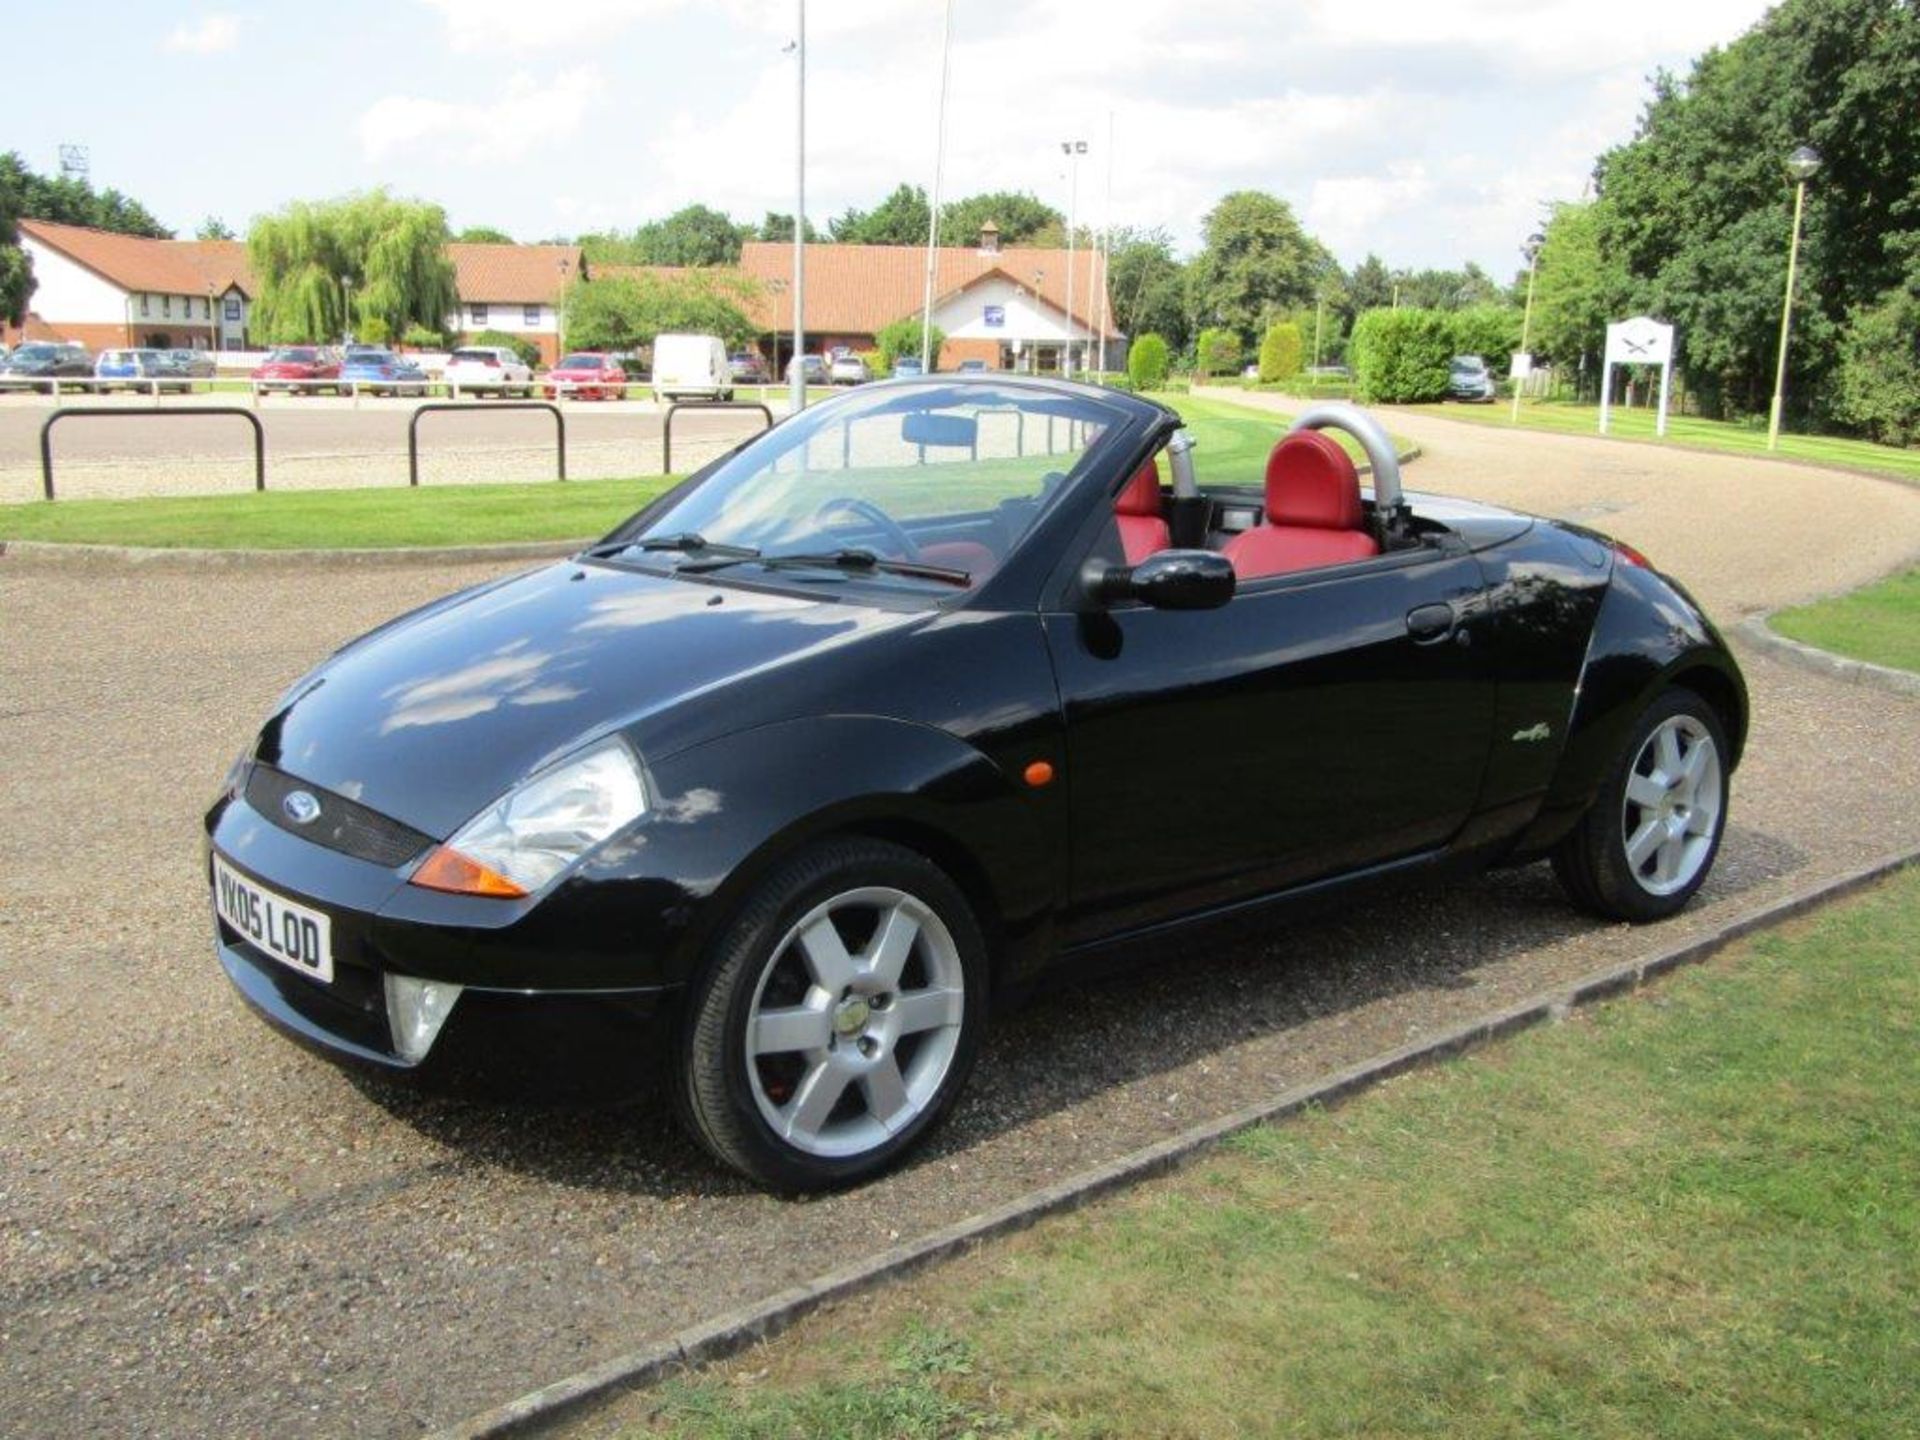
[245,764,432,869]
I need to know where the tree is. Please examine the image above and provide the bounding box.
[755,211,819,243]
[248,190,458,345]
[0,175,29,326]
[1257,322,1304,382]
[563,271,759,352]
[1448,306,1523,364]
[1351,309,1455,402]
[1528,201,1630,384]
[1187,191,1336,345]
[1393,262,1502,311]
[1834,275,1920,444]
[633,204,747,265]
[469,328,541,366]
[874,315,945,368]
[455,225,515,244]
[830,184,930,245]
[937,191,1062,247]
[1106,228,1190,350]
[1345,254,1394,321]
[197,216,235,241]
[1128,333,1171,390]
[0,151,170,237]
[1195,327,1243,377]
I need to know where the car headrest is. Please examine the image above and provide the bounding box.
[1264,430,1364,531]
[1115,456,1163,517]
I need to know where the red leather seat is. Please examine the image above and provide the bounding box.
[1220,430,1379,580]
[1114,457,1171,564]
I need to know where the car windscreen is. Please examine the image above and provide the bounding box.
[270,348,317,363]
[346,351,395,365]
[13,345,57,360]
[615,382,1130,595]
[558,354,601,369]
[449,349,495,362]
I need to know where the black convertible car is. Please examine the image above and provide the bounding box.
[206,378,1745,1189]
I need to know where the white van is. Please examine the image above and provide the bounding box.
[651,333,733,403]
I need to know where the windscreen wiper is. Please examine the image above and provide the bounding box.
[581,532,761,561]
[678,547,971,586]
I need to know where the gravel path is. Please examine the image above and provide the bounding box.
[3,412,1918,1438]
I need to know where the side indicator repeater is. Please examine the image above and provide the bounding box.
[1023,760,1056,789]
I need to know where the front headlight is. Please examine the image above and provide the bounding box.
[410,738,646,898]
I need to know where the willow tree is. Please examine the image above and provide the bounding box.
[248,191,457,345]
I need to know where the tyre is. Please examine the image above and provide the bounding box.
[1552,686,1729,923]
[674,837,988,1191]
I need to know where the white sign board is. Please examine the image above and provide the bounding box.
[1599,315,1675,437]
[1509,352,1533,380]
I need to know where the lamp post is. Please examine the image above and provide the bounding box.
[1767,144,1821,451]
[919,0,954,374]
[789,1,808,415]
[557,256,571,357]
[1061,138,1085,377]
[1510,231,1544,424]
[340,274,353,346]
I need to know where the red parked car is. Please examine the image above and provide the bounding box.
[252,347,344,396]
[544,352,627,401]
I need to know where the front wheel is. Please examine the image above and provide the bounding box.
[674,838,987,1191]
[1552,687,1729,922]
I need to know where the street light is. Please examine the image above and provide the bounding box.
[1767,144,1821,451]
[1510,230,1545,424]
[340,274,353,345]
[1061,139,1085,377]
[789,1,808,414]
[918,0,954,373]
[557,256,572,355]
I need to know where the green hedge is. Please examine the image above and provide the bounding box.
[467,329,541,366]
[1257,322,1304,382]
[1195,328,1243,378]
[1351,309,1455,403]
[1128,333,1171,390]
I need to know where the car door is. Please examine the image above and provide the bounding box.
[1044,541,1495,946]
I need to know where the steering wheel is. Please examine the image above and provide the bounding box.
[812,496,920,560]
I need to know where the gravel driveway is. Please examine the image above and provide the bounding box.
[3,410,1918,1438]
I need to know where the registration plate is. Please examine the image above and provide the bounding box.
[212,855,334,984]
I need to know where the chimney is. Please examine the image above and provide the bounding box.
[978,220,1001,255]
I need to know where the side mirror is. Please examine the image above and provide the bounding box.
[1082,550,1236,611]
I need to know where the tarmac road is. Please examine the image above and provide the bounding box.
[2,409,1918,1437]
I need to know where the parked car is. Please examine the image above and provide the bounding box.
[253,347,344,396]
[545,352,627,401]
[165,349,219,380]
[340,349,428,397]
[204,381,1746,1192]
[444,346,533,397]
[1448,354,1498,403]
[728,351,770,384]
[652,333,733,403]
[95,348,190,393]
[890,357,924,379]
[785,354,829,386]
[955,359,988,375]
[2,342,93,388]
[829,353,872,386]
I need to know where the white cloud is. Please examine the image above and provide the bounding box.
[417,0,679,52]
[359,67,606,163]
[163,13,239,55]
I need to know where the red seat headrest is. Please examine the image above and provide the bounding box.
[1115,457,1163,517]
[1264,431,1364,531]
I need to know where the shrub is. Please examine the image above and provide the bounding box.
[1449,305,1521,367]
[1834,284,1920,446]
[1195,327,1242,378]
[1350,308,1455,403]
[1127,332,1171,390]
[469,329,541,366]
[875,316,945,370]
[1257,322,1304,382]
[400,322,447,350]
[355,315,392,345]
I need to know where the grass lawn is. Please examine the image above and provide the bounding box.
[0,476,676,549]
[1402,397,1920,484]
[1772,567,1920,673]
[605,868,1920,1439]
[0,389,1354,550]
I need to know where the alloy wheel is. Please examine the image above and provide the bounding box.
[1620,714,1723,897]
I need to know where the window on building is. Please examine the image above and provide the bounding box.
[469,303,489,325]
[162,295,172,317]
[225,297,242,322]
[523,304,541,326]
[140,295,150,316]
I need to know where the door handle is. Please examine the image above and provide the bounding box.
[1406,602,1456,644]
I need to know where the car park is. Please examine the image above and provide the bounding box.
[95,348,191,393]
[165,349,218,380]
[544,351,627,401]
[1448,354,1498,403]
[340,349,428,396]
[205,378,1747,1192]
[829,353,872,385]
[651,333,734,403]
[1,341,94,388]
[786,354,829,386]
[253,346,344,395]
[444,345,534,397]
[729,350,770,383]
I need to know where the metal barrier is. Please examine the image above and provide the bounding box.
[661,400,774,474]
[407,402,566,487]
[39,406,265,501]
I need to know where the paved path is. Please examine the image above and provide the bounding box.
[3,412,1918,1437]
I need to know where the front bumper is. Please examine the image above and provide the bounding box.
[206,790,677,1069]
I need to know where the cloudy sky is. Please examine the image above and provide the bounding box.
[16,1,1773,273]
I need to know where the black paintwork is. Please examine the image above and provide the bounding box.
[205,377,1748,1068]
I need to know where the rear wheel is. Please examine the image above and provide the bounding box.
[674,838,987,1191]
[1552,687,1728,922]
